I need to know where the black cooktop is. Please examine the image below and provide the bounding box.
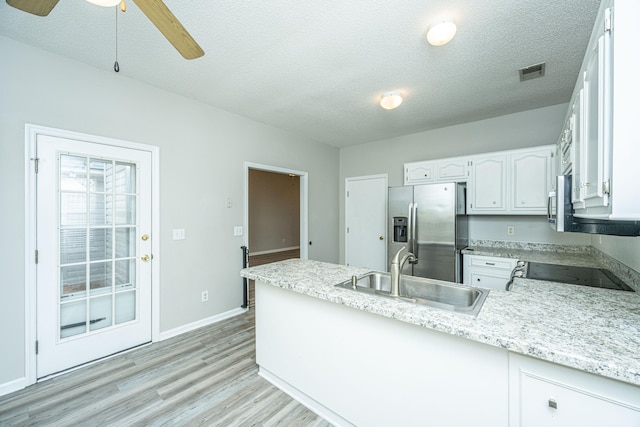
[524,262,634,291]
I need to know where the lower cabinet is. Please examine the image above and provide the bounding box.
[509,353,640,426]
[463,254,518,290]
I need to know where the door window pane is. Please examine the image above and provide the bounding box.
[114,195,136,225]
[115,227,135,258]
[115,259,135,290]
[90,194,113,225]
[89,296,113,331]
[115,162,136,194]
[61,265,86,299]
[89,159,112,193]
[89,228,112,261]
[115,291,136,324]
[60,300,86,339]
[60,155,87,192]
[61,193,87,226]
[60,229,87,264]
[90,261,112,296]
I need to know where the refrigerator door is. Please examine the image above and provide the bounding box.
[413,183,457,282]
[388,186,414,274]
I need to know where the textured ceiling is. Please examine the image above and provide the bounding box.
[0,0,600,147]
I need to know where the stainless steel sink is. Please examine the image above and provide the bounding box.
[335,272,488,316]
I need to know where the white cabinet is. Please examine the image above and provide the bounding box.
[463,254,517,290]
[468,155,507,213]
[558,0,640,220]
[510,353,640,427]
[510,148,553,212]
[405,161,435,184]
[468,146,554,215]
[404,157,468,185]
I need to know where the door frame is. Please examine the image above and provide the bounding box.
[243,162,308,260]
[24,124,160,386]
[344,174,388,269]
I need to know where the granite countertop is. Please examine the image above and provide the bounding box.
[241,258,640,387]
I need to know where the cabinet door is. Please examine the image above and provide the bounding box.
[436,159,467,182]
[580,31,612,210]
[571,90,585,208]
[470,272,509,290]
[510,149,551,213]
[405,161,435,184]
[510,354,640,427]
[469,156,506,213]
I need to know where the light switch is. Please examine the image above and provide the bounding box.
[172,228,186,240]
[234,226,243,236]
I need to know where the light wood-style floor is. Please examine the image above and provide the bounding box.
[0,310,331,427]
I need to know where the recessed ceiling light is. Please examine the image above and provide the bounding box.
[380,92,403,110]
[426,18,457,46]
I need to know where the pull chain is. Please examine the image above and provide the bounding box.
[114,5,120,72]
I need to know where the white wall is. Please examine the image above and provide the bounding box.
[0,36,339,387]
[593,235,640,272]
[338,104,590,262]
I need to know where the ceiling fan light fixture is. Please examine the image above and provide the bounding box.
[85,0,121,7]
[380,92,403,110]
[426,18,457,46]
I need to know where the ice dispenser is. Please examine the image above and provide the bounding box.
[393,217,408,242]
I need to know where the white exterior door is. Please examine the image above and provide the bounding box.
[345,175,387,271]
[36,134,153,378]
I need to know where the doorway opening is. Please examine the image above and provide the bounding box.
[244,163,308,308]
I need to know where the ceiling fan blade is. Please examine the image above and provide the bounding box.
[6,0,60,16]
[132,0,204,60]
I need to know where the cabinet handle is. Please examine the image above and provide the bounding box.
[485,262,495,266]
[548,398,557,409]
[476,278,481,282]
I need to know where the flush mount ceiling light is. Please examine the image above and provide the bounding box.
[85,0,121,6]
[426,18,457,46]
[380,92,403,110]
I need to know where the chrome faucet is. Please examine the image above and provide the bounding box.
[390,247,416,297]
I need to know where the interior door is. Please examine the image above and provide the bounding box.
[36,134,152,378]
[345,175,387,271]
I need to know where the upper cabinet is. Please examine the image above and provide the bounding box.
[404,145,554,215]
[468,146,554,215]
[558,0,639,220]
[405,156,468,185]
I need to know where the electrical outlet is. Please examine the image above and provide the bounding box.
[201,291,209,302]
[507,226,515,236]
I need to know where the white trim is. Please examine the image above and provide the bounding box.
[24,123,160,387]
[258,367,354,427]
[157,308,247,341]
[0,377,27,398]
[249,246,300,256]
[243,162,309,260]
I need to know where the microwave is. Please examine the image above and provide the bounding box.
[548,175,640,236]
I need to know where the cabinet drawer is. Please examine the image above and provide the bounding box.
[468,255,517,271]
[470,272,509,290]
[518,370,640,427]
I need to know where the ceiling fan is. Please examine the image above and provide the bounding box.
[6,0,204,60]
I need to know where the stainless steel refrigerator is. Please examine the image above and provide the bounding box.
[388,183,468,283]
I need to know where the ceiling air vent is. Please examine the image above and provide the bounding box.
[519,62,546,81]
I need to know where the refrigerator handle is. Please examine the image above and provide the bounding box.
[407,202,414,255]
[411,203,418,262]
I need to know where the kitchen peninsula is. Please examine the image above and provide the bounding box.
[241,258,640,426]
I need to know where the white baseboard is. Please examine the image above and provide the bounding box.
[0,377,27,397]
[258,367,353,427]
[157,307,247,342]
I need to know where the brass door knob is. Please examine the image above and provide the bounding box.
[141,234,149,241]
[141,254,150,262]
[379,236,384,240]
